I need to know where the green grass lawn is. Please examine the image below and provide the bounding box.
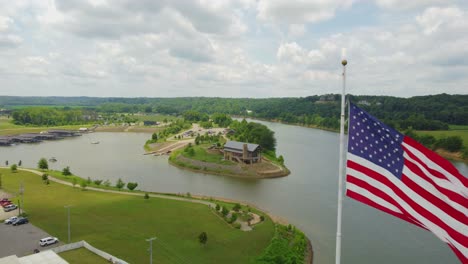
[181,145,234,165]
[59,248,109,264]
[415,129,468,146]
[0,118,92,136]
[1,169,274,264]
[133,114,180,123]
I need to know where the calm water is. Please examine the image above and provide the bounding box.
[1,121,466,264]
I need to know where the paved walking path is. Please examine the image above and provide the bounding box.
[16,168,216,209]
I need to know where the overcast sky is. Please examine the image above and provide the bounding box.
[0,0,467,98]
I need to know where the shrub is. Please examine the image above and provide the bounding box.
[103,180,111,187]
[215,204,220,211]
[233,203,241,212]
[62,166,72,176]
[221,207,229,216]
[80,181,87,190]
[198,232,207,245]
[38,158,48,170]
[87,177,92,184]
[115,178,125,190]
[260,215,265,222]
[10,164,17,173]
[42,173,48,181]
[72,178,77,188]
[93,180,103,185]
[127,182,138,191]
[144,193,150,199]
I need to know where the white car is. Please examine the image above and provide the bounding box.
[3,204,17,212]
[39,237,59,247]
[4,216,18,224]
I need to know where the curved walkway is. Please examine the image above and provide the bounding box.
[16,168,216,209]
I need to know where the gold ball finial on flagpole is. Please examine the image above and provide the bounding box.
[342,59,347,66]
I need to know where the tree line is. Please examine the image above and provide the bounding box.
[11,107,97,126]
[4,94,466,130]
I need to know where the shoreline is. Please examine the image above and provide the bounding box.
[169,154,290,179]
[236,116,468,164]
[2,167,312,263]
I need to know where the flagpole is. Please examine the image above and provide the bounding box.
[335,51,347,264]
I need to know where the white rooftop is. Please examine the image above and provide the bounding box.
[0,251,68,264]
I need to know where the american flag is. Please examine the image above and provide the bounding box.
[346,103,468,263]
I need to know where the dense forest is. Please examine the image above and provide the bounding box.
[1,94,467,130]
[11,107,97,126]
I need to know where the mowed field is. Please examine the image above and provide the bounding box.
[415,125,468,146]
[1,169,274,264]
[0,117,89,136]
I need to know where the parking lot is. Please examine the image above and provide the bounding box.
[0,191,63,258]
[0,221,62,257]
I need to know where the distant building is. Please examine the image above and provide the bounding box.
[223,141,261,164]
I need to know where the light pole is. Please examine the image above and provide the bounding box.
[64,205,72,243]
[19,182,24,215]
[146,237,157,264]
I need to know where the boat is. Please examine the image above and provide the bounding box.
[49,157,57,162]
[91,141,100,144]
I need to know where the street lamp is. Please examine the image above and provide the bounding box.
[64,205,72,243]
[146,237,157,264]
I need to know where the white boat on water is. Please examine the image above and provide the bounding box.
[91,141,100,144]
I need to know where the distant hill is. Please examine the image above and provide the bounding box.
[1,94,467,130]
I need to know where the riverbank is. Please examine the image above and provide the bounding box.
[0,167,311,263]
[169,146,290,179]
[240,116,468,163]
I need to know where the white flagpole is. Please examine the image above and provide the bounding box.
[335,49,347,264]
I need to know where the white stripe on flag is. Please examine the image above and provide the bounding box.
[403,152,467,216]
[347,164,468,259]
[346,181,403,214]
[402,142,468,196]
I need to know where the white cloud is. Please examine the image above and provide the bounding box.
[288,24,306,38]
[0,1,467,97]
[257,0,353,24]
[375,0,448,10]
[416,6,465,35]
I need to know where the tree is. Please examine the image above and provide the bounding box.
[152,133,158,141]
[10,164,17,173]
[233,203,241,212]
[116,178,125,190]
[80,180,87,190]
[215,204,220,211]
[144,193,150,199]
[198,232,207,245]
[38,158,48,170]
[127,182,138,191]
[5,160,8,166]
[18,160,22,167]
[42,173,48,181]
[221,206,229,216]
[62,166,72,176]
[93,180,103,185]
[278,155,284,166]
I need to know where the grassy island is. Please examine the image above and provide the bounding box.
[169,143,290,178]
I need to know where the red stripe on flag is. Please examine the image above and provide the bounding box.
[347,160,467,248]
[346,175,423,228]
[346,189,422,227]
[403,161,467,225]
[448,243,468,264]
[404,150,467,208]
[404,137,468,187]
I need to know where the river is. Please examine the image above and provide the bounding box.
[0,120,466,264]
